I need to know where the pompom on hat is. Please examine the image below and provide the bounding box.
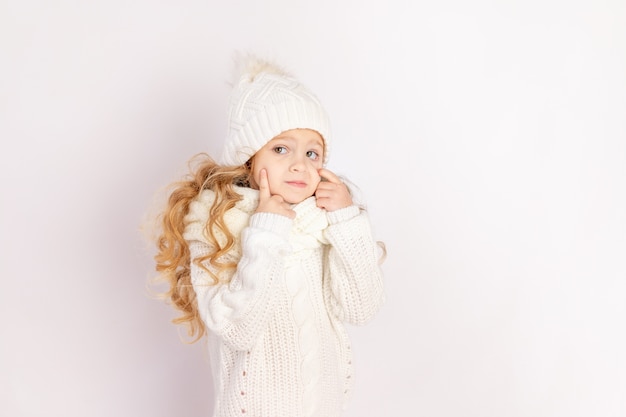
[219,54,331,166]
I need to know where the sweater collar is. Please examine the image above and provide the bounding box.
[233,186,328,244]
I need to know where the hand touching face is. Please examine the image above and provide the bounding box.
[255,167,353,217]
[255,168,296,219]
[315,168,353,212]
[250,129,353,216]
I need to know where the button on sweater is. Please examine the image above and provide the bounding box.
[183,186,384,417]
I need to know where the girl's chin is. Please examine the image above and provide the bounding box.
[282,192,315,205]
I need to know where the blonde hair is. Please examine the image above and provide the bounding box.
[153,153,252,343]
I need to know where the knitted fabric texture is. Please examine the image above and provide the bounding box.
[183,187,385,417]
[220,56,331,166]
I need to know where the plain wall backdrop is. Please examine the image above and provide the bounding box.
[1,1,625,416]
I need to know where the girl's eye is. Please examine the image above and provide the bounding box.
[306,150,320,160]
[273,146,287,154]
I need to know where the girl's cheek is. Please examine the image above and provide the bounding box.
[313,174,322,188]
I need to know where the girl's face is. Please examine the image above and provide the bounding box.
[250,128,325,204]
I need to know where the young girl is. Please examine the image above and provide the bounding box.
[153,55,385,417]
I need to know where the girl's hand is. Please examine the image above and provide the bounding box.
[315,168,353,212]
[255,169,296,219]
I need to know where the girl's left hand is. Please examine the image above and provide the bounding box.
[315,168,353,212]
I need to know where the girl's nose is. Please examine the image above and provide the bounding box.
[289,155,306,172]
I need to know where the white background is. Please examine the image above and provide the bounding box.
[1,1,625,416]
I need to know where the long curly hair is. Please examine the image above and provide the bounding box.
[153,153,252,343]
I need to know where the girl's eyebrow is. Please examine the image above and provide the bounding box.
[309,142,324,151]
[270,136,323,148]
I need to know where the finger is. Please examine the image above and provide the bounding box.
[316,179,345,195]
[318,168,342,184]
[258,169,271,199]
[315,181,336,192]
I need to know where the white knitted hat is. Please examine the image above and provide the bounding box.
[219,56,331,166]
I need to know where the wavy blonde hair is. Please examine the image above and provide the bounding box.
[153,153,252,343]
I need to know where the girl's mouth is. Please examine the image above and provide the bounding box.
[286,181,307,188]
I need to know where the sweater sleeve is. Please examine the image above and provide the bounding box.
[323,206,385,325]
[187,212,293,351]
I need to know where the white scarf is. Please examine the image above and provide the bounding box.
[189,186,329,255]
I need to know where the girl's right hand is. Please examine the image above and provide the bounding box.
[255,169,296,219]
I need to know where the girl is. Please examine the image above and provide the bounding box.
[153,55,385,417]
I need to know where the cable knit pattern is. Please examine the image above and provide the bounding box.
[183,186,384,417]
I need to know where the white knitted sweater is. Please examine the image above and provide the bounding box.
[183,186,384,417]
